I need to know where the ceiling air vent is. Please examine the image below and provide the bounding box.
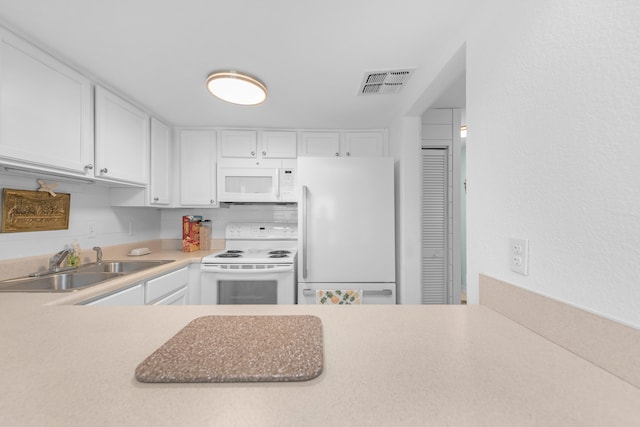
[358,69,415,95]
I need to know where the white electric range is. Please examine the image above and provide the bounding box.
[200,223,297,304]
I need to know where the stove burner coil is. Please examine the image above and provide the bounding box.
[269,254,289,258]
[268,250,291,255]
[226,250,244,254]
[216,253,242,258]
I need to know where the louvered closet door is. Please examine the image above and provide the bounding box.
[422,148,448,304]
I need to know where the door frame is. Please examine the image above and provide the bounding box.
[420,108,463,304]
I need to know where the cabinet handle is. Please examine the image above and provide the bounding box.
[335,152,339,156]
[100,168,108,174]
[262,151,267,156]
[84,164,94,170]
[210,199,214,204]
[346,152,351,156]
[251,151,256,156]
[153,197,159,202]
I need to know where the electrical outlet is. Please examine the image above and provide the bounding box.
[510,237,529,275]
[88,222,97,238]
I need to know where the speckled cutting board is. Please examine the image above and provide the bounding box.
[135,315,323,383]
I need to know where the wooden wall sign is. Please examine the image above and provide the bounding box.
[1,189,70,233]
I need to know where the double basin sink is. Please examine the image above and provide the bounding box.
[0,260,173,292]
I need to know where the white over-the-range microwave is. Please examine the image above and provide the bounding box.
[217,159,297,203]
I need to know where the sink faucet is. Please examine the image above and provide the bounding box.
[93,246,103,264]
[49,249,72,272]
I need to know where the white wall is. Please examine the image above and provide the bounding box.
[467,0,640,327]
[390,38,467,304]
[390,116,422,304]
[0,173,161,261]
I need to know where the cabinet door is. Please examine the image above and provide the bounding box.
[145,267,189,303]
[299,132,341,157]
[188,263,201,304]
[95,86,150,184]
[261,131,297,158]
[86,284,144,306]
[343,131,386,157]
[0,29,93,174]
[149,118,171,205]
[179,130,217,206]
[219,130,257,158]
[151,286,188,305]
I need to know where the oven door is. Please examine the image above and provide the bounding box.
[200,264,295,305]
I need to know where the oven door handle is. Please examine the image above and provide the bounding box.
[201,265,294,274]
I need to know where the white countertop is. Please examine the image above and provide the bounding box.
[1,253,639,426]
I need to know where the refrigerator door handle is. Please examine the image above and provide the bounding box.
[302,185,309,278]
[275,168,280,198]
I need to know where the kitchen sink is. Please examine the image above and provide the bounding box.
[0,272,124,292]
[0,260,174,292]
[78,260,173,274]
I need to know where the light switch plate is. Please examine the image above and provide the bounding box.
[510,237,529,275]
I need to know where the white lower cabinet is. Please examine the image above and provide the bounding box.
[86,283,144,306]
[145,267,189,304]
[83,266,190,306]
[151,286,188,305]
[188,263,201,304]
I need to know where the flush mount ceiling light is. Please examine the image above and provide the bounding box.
[206,71,267,106]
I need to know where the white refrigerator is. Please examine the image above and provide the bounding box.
[297,157,396,304]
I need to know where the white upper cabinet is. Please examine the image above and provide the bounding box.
[109,117,172,207]
[261,131,297,158]
[94,86,150,185]
[149,118,171,205]
[0,29,93,175]
[300,131,387,157]
[299,132,341,157]
[220,130,297,159]
[219,130,257,158]
[343,131,386,156]
[179,129,217,207]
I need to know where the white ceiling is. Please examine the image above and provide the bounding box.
[0,0,468,129]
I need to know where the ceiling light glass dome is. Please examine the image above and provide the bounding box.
[206,71,267,106]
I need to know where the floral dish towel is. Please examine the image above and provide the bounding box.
[316,290,362,305]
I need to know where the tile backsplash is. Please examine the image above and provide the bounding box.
[0,174,160,261]
[160,204,298,239]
